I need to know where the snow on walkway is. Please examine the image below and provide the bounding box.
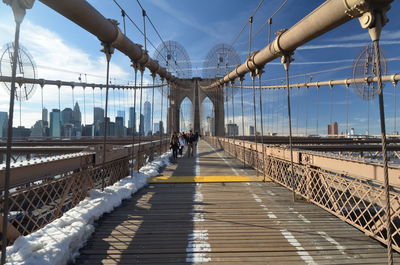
[5,151,172,265]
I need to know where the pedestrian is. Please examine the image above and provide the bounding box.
[170,131,179,159]
[178,133,186,157]
[187,130,195,157]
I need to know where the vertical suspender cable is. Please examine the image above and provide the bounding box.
[369,15,393,264]
[251,73,258,176]
[305,87,308,135]
[160,81,164,152]
[231,81,236,154]
[58,86,61,137]
[83,87,86,126]
[151,72,155,158]
[72,87,75,108]
[258,71,266,181]
[367,99,370,135]
[101,42,113,190]
[41,84,44,137]
[282,54,296,201]
[1,19,21,264]
[138,66,144,168]
[329,85,333,124]
[346,84,349,135]
[316,85,320,135]
[296,88,299,135]
[240,77,246,168]
[131,65,137,174]
[121,9,126,35]
[393,82,397,134]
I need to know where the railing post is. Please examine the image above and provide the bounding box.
[1,1,34,263]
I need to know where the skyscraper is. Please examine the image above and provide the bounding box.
[115,117,124,136]
[128,107,136,134]
[144,101,151,136]
[159,121,164,135]
[61,108,73,125]
[50,109,61,137]
[42,107,48,123]
[139,114,144,136]
[0,112,8,137]
[117,110,125,126]
[93,107,104,136]
[153,122,159,134]
[73,102,82,127]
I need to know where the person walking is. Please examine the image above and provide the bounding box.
[178,133,186,157]
[187,130,195,157]
[170,132,179,159]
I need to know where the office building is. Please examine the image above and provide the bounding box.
[328,122,338,135]
[50,109,61,137]
[0,111,8,137]
[144,101,151,135]
[226,122,238,136]
[128,107,136,134]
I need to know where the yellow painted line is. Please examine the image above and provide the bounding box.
[148,175,269,183]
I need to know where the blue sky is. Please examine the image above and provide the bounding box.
[0,0,399,135]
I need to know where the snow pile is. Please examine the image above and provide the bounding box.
[5,151,171,265]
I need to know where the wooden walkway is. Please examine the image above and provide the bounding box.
[73,140,399,264]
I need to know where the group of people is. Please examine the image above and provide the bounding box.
[170,130,200,159]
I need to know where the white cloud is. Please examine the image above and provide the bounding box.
[0,19,134,127]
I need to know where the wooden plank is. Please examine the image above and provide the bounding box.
[73,141,399,264]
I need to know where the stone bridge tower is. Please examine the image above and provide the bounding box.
[168,78,224,136]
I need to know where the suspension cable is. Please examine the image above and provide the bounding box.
[305,87,308,135]
[231,81,236,154]
[151,72,156,158]
[258,70,266,181]
[83,77,86,125]
[58,85,61,138]
[131,64,138,174]
[138,65,144,168]
[346,84,349,135]
[394,82,397,134]
[282,53,296,201]
[41,84,44,137]
[240,77,246,168]
[160,81,164,152]
[251,72,258,176]
[374,35,393,265]
[231,0,265,48]
[296,88,299,135]
[101,42,113,191]
[316,85,320,135]
[254,0,289,41]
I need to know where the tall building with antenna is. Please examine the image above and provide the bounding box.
[144,101,151,136]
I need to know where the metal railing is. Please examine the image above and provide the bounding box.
[205,136,400,252]
[0,139,169,244]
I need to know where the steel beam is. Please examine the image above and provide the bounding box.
[0,76,165,90]
[202,0,393,90]
[38,0,178,84]
[238,73,400,90]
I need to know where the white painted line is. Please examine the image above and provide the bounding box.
[293,211,311,224]
[280,229,317,265]
[267,212,277,219]
[252,193,277,218]
[204,140,239,176]
[318,231,347,255]
[187,183,211,263]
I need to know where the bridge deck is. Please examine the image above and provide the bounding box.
[73,140,398,264]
